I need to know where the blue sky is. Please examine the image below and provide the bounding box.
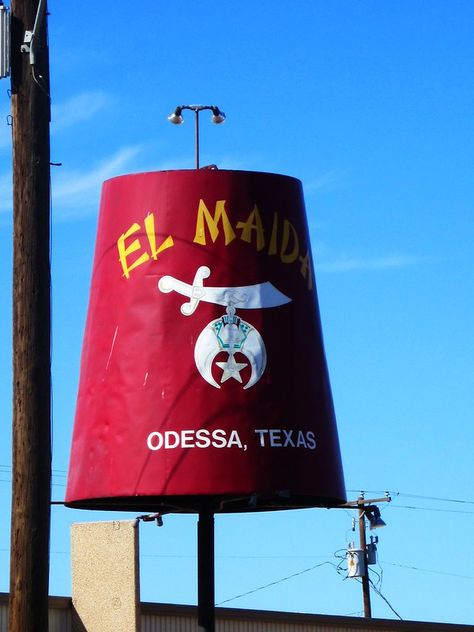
[1,0,474,625]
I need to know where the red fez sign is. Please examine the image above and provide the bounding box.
[66,170,345,512]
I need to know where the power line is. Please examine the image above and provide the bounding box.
[2,474,474,504]
[347,490,474,505]
[0,547,339,563]
[216,561,336,606]
[369,577,402,620]
[2,544,472,584]
[0,480,65,488]
[381,561,474,581]
[394,492,474,505]
[2,476,473,512]
[0,479,65,488]
[390,504,474,515]
[0,464,67,476]
[143,553,333,560]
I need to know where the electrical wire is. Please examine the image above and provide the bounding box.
[368,577,403,620]
[144,553,334,560]
[2,476,474,515]
[335,557,347,578]
[31,65,50,99]
[381,561,474,581]
[368,566,381,586]
[0,479,65,488]
[376,556,384,592]
[344,610,364,616]
[216,560,336,606]
[395,492,474,505]
[390,504,474,515]
[0,466,66,478]
[6,464,66,473]
[4,472,474,513]
[347,490,474,505]
[5,474,474,503]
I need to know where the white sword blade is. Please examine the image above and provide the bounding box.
[158,266,291,315]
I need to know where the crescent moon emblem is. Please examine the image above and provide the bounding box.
[241,328,267,390]
[194,318,267,389]
[194,324,222,389]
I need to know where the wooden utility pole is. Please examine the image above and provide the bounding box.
[357,499,372,618]
[9,0,51,631]
[340,495,391,619]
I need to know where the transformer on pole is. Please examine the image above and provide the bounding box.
[0,3,10,78]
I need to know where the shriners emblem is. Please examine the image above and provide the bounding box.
[158,266,291,389]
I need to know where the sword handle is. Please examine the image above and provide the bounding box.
[158,266,211,316]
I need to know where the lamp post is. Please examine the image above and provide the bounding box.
[167,103,225,632]
[168,104,225,169]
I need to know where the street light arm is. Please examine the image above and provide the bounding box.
[167,103,226,168]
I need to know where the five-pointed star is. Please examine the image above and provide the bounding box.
[216,354,248,383]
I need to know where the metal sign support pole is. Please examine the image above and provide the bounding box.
[194,108,200,169]
[197,510,215,632]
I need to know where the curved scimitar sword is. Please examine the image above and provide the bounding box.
[159,266,211,315]
[158,265,291,316]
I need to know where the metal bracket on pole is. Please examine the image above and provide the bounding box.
[20,0,46,65]
[20,29,32,53]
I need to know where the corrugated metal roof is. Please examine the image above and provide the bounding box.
[49,608,72,632]
[0,604,7,632]
[0,594,473,632]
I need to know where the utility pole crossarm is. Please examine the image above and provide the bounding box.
[339,496,392,508]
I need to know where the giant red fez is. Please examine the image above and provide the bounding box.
[65,169,345,512]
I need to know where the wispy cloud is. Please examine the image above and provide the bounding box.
[1,90,111,151]
[218,153,267,172]
[305,170,346,194]
[156,157,195,171]
[316,254,424,273]
[0,173,12,213]
[1,144,168,221]
[52,145,141,219]
[51,90,111,132]
[0,105,12,151]
[0,128,11,151]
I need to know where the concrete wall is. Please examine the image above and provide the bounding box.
[71,520,139,632]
